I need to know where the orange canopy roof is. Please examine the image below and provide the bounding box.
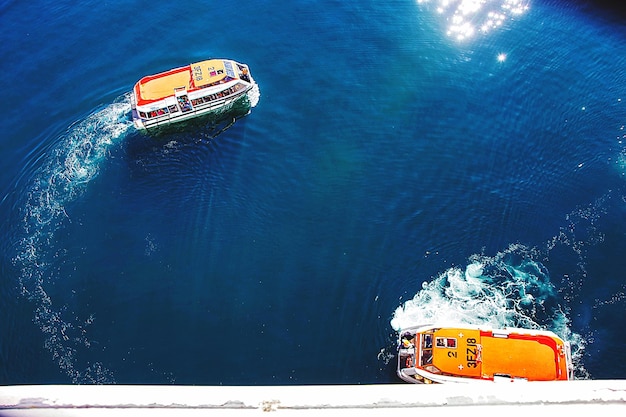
[428,328,565,381]
[134,59,233,106]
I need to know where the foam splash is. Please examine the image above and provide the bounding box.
[390,243,586,376]
[417,0,530,41]
[12,96,133,383]
[247,82,261,108]
[391,244,559,331]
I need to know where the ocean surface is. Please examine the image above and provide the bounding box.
[2,0,626,385]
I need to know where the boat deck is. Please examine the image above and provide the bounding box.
[134,59,236,106]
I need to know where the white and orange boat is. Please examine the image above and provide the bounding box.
[397,324,573,384]
[130,58,259,131]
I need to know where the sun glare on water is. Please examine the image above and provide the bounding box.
[417,0,530,41]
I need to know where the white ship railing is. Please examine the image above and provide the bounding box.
[1,380,625,415]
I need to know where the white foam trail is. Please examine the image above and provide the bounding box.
[12,96,133,383]
[391,245,568,333]
[390,260,536,332]
[390,243,587,377]
[247,82,261,108]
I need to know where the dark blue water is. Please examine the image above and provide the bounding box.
[2,0,626,385]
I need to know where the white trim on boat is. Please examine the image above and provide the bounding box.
[130,59,258,131]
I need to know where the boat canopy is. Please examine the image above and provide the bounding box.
[137,67,191,102]
[191,59,235,87]
[136,59,236,104]
[429,327,562,380]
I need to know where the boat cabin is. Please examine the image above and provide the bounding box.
[130,59,256,130]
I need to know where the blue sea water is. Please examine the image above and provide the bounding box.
[1,0,626,385]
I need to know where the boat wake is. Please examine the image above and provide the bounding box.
[9,95,133,383]
[3,86,258,383]
[389,245,587,378]
[247,82,261,108]
[387,193,625,380]
[390,246,558,332]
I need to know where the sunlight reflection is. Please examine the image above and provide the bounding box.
[418,0,530,41]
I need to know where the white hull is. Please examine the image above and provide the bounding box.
[131,80,257,131]
[130,59,259,132]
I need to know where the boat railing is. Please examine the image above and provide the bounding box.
[141,86,252,128]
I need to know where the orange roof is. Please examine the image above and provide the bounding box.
[480,331,564,380]
[431,328,482,378]
[428,328,567,381]
[133,59,233,106]
[135,66,191,105]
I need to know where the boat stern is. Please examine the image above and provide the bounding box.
[397,329,425,383]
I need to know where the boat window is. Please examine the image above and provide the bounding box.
[422,333,433,349]
[195,84,245,106]
[177,95,192,112]
[197,76,235,89]
[145,107,169,119]
[435,337,457,348]
[421,348,433,365]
